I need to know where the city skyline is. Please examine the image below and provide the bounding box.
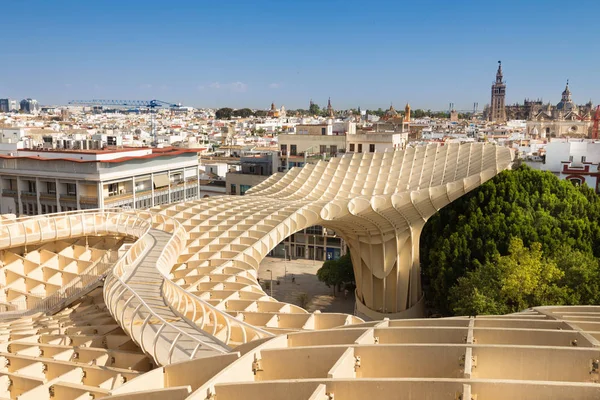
[1,0,599,110]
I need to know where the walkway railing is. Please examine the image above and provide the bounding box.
[0,209,151,319]
[155,216,274,344]
[0,208,272,364]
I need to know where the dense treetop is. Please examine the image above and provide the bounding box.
[421,164,600,315]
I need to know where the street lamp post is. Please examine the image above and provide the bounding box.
[283,247,287,281]
[313,235,316,265]
[266,269,273,297]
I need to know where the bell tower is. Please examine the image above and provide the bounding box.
[490,61,506,122]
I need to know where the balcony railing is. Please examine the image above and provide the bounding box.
[59,194,77,201]
[79,196,98,204]
[40,192,57,199]
[2,189,17,196]
[21,191,37,197]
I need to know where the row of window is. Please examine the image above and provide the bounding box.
[230,184,252,195]
[6,181,76,196]
[280,144,296,156]
[348,143,376,153]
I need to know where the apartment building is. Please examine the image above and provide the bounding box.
[0,147,202,215]
[279,132,346,169]
[226,150,279,195]
[0,99,18,113]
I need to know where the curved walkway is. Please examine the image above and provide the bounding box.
[104,229,230,365]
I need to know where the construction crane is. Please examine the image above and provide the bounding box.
[68,99,181,145]
[593,105,600,140]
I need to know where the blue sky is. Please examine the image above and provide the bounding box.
[1,0,599,110]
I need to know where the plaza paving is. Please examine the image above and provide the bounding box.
[257,256,355,314]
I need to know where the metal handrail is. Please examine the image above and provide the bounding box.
[103,225,228,365]
[0,208,266,362]
[0,210,152,319]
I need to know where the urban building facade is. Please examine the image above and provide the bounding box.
[0,147,202,215]
[541,138,600,191]
[0,99,18,113]
[19,98,40,114]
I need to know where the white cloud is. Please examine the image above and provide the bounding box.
[230,81,248,92]
[268,83,281,89]
[207,81,248,92]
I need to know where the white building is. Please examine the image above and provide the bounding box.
[0,147,203,215]
[542,139,600,191]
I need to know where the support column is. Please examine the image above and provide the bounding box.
[132,176,136,210]
[97,182,104,210]
[168,169,171,204]
[75,180,81,210]
[55,178,61,212]
[16,176,22,216]
[151,173,155,207]
[35,177,41,215]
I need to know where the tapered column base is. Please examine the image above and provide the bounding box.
[354,293,426,321]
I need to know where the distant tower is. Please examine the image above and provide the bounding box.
[327,97,334,118]
[404,103,411,122]
[490,61,506,122]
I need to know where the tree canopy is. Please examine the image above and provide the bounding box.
[309,103,321,116]
[215,107,233,119]
[421,164,600,315]
[232,108,253,118]
[317,253,354,295]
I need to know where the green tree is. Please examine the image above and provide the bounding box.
[309,103,321,116]
[232,108,253,118]
[316,253,354,295]
[422,164,600,315]
[449,239,566,315]
[215,107,233,119]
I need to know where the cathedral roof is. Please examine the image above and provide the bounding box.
[562,81,571,96]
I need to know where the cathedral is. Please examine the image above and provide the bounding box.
[489,61,506,122]
[524,82,594,138]
[486,62,594,137]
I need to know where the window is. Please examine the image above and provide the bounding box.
[27,181,36,193]
[230,184,237,195]
[569,156,574,162]
[321,127,326,135]
[240,184,251,195]
[290,145,297,156]
[358,144,363,153]
[108,183,118,196]
[582,156,587,163]
[349,143,355,152]
[320,145,327,154]
[369,144,375,153]
[47,182,56,194]
[280,144,287,156]
[67,183,76,196]
[330,145,337,155]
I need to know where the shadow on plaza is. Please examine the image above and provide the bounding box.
[258,272,356,315]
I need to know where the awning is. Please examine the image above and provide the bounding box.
[154,174,170,188]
